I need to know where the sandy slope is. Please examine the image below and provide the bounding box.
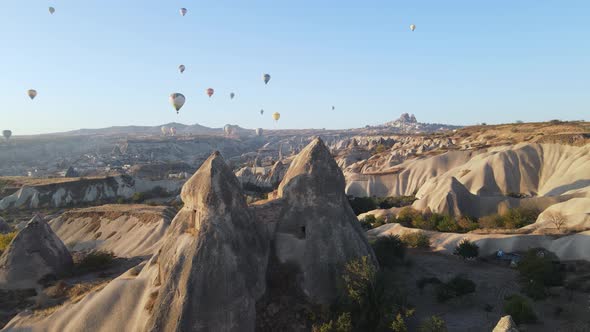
[49,205,174,257]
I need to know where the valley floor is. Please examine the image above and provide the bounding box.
[400,249,590,332]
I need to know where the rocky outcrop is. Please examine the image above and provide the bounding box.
[0,176,184,210]
[492,315,519,332]
[49,204,175,257]
[0,217,11,234]
[412,144,590,217]
[272,138,376,304]
[0,215,73,290]
[235,160,288,192]
[4,152,268,331]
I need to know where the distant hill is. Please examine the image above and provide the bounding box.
[374,113,463,133]
[50,123,222,137]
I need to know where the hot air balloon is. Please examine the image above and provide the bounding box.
[161,126,169,136]
[272,112,280,122]
[170,127,177,136]
[2,130,12,141]
[260,109,264,115]
[410,24,416,31]
[206,88,214,98]
[332,106,335,111]
[180,8,187,16]
[27,89,37,100]
[255,128,263,136]
[178,65,185,74]
[49,7,55,14]
[263,73,271,85]
[230,92,235,99]
[169,93,186,114]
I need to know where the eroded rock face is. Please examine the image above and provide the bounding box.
[4,152,268,332]
[0,215,73,290]
[274,138,376,304]
[492,315,519,332]
[148,151,268,331]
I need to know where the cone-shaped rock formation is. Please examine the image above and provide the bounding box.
[274,137,376,304]
[0,215,73,289]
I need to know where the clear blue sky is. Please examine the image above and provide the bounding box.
[1,1,588,135]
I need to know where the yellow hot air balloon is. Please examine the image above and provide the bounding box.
[272,112,280,122]
[49,7,55,14]
[27,89,37,100]
[169,93,186,114]
[410,24,416,32]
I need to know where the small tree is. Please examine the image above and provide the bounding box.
[418,315,447,332]
[504,294,537,324]
[453,239,479,259]
[371,235,406,269]
[544,211,567,232]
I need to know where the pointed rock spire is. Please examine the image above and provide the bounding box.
[0,215,73,289]
[144,151,268,331]
[273,137,376,304]
[493,315,519,332]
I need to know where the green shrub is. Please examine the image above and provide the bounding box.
[503,294,537,324]
[373,144,387,155]
[0,232,16,254]
[517,249,564,300]
[435,215,459,232]
[503,207,539,228]
[391,309,414,332]
[418,315,448,332]
[373,216,387,228]
[348,197,378,215]
[77,250,115,272]
[116,197,127,204]
[342,257,408,331]
[400,231,430,248]
[371,236,406,269]
[312,312,352,332]
[411,215,436,230]
[453,239,479,259]
[397,207,422,226]
[478,214,504,228]
[436,275,476,302]
[131,192,146,203]
[478,207,540,230]
[457,216,478,232]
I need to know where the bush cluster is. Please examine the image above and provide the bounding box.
[517,248,564,300]
[400,231,430,248]
[435,275,476,302]
[453,239,479,259]
[365,206,540,233]
[371,236,406,269]
[478,207,540,229]
[503,294,537,324]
